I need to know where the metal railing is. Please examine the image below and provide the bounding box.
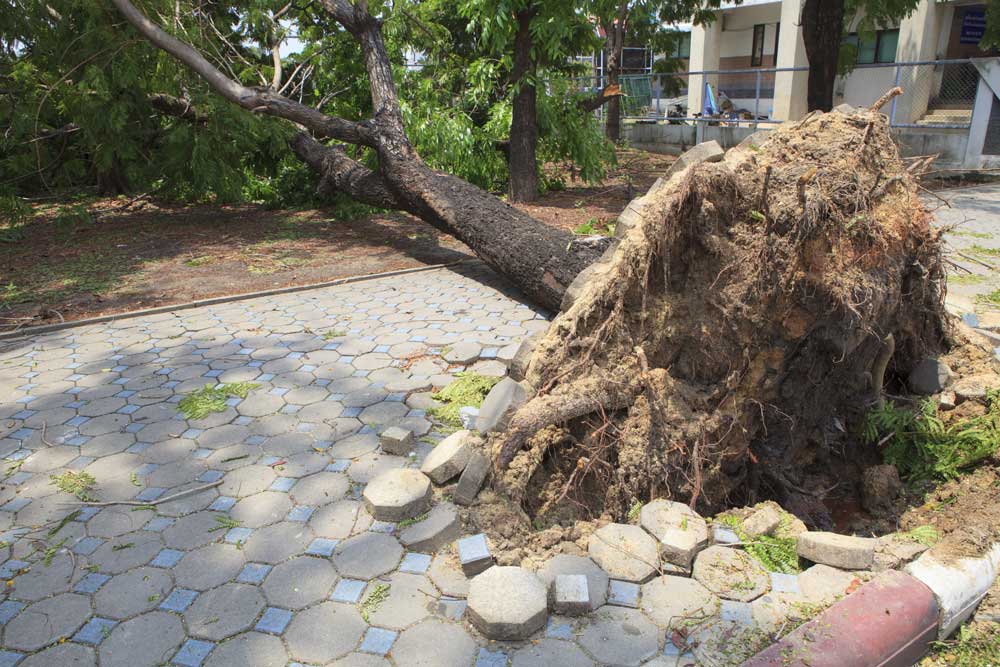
[563,58,987,131]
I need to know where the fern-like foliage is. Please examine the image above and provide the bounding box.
[864,391,1000,481]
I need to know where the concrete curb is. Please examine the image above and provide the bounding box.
[743,544,1000,666]
[0,260,469,342]
[742,570,940,667]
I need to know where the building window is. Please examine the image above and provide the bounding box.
[751,24,766,66]
[671,32,691,59]
[845,28,899,64]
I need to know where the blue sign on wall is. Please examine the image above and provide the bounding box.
[960,9,986,45]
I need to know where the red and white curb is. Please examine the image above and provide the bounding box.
[743,546,1000,667]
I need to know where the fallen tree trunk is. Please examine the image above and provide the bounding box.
[490,106,949,527]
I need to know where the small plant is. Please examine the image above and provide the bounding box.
[428,372,500,428]
[50,471,97,501]
[209,515,243,532]
[42,538,67,566]
[184,255,214,267]
[925,622,1000,667]
[749,210,766,223]
[360,583,390,622]
[626,500,642,523]
[572,217,616,237]
[322,329,348,340]
[718,514,800,574]
[864,391,1000,481]
[396,512,428,529]
[112,542,134,551]
[899,524,940,547]
[53,204,93,238]
[975,288,1000,306]
[178,382,260,420]
[969,244,1000,258]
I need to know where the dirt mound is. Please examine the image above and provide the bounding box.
[487,106,950,529]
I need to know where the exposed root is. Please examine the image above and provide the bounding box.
[489,105,948,527]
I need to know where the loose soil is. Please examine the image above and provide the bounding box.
[0,149,674,333]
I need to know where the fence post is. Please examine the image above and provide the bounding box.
[890,64,902,126]
[754,70,762,130]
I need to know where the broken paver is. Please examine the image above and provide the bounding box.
[453,451,489,506]
[475,378,528,433]
[467,566,548,640]
[743,505,782,538]
[398,502,461,552]
[797,531,876,570]
[588,523,659,583]
[362,468,432,522]
[457,533,494,577]
[638,499,708,567]
[692,545,770,602]
[640,575,719,628]
[379,426,414,456]
[535,554,609,611]
[553,574,590,616]
[420,430,476,484]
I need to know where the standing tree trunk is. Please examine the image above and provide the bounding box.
[110,0,602,312]
[603,18,625,142]
[508,7,539,203]
[801,0,846,112]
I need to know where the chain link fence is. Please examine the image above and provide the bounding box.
[564,58,984,131]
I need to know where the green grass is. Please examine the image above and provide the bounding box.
[718,514,801,574]
[976,288,1000,306]
[396,512,429,529]
[184,255,215,267]
[864,391,1000,481]
[899,524,940,547]
[969,244,1000,258]
[208,515,243,532]
[626,499,643,523]
[50,471,97,501]
[924,623,1000,666]
[948,274,988,286]
[572,217,616,237]
[178,382,260,420]
[428,372,501,428]
[951,230,993,240]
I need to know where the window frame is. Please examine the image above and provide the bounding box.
[845,28,899,65]
[751,23,766,67]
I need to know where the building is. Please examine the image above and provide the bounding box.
[626,0,1000,167]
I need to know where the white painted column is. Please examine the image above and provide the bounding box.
[688,19,721,120]
[772,0,808,121]
[895,0,943,123]
[964,59,1000,168]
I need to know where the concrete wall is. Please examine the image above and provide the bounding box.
[622,122,972,167]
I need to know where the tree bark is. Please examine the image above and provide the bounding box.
[602,6,627,143]
[110,0,599,312]
[508,8,539,203]
[801,0,846,112]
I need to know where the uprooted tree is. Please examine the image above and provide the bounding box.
[490,102,950,526]
[113,0,952,525]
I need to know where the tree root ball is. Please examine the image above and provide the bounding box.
[489,108,949,527]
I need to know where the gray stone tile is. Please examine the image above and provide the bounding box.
[262,556,337,609]
[185,583,265,640]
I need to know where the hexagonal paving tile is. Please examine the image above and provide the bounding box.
[95,566,173,619]
[185,582,266,640]
[173,543,245,590]
[230,491,293,528]
[577,606,659,666]
[262,555,337,609]
[467,566,548,640]
[203,631,288,667]
[99,611,185,667]
[365,572,437,630]
[285,601,367,664]
[333,532,403,580]
[392,619,477,667]
[2,593,92,651]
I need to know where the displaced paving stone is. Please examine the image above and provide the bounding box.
[262,555,337,609]
[453,451,489,506]
[588,523,659,583]
[553,574,590,615]
[467,566,547,640]
[578,606,659,667]
[420,430,476,484]
[663,140,724,179]
[536,554,609,611]
[457,533,494,576]
[363,468,432,521]
[443,342,481,364]
[639,499,709,567]
[512,638,594,667]
[99,611,185,667]
[475,378,527,433]
[458,406,479,429]
[797,531,876,570]
[285,601,366,664]
[399,502,461,552]
[953,373,1000,401]
[392,620,476,667]
[692,546,770,602]
[2,593,92,651]
[743,505,782,538]
[641,575,719,628]
[607,579,640,607]
[908,358,954,395]
[873,534,929,571]
[333,532,403,579]
[797,563,859,605]
[185,583,266,640]
[379,426,414,455]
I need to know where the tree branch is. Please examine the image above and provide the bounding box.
[148,93,208,123]
[577,84,623,112]
[289,133,400,209]
[109,0,374,146]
